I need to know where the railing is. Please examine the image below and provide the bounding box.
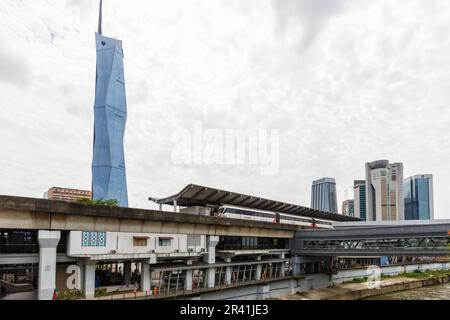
[217,244,287,251]
[97,275,298,300]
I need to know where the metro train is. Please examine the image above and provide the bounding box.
[216,205,334,229]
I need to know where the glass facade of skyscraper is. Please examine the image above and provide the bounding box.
[311,178,338,213]
[353,180,366,220]
[404,175,434,220]
[358,185,366,220]
[91,2,128,207]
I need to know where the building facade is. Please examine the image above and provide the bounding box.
[342,200,355,217]
[311,178,338,213]
[45,187,91,202]
[365,160,404,222]
[353,180,367,220]
[91,0,128,207]
[404,174,434,220]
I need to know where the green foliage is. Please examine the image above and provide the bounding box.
[346,277,368,284]
[75,197,119,207]
[403,269,450,279]
[94,288,108,297]
[56,290,84,300]
[341,269,450,287]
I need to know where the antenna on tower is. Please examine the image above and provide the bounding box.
[98,0,103,35]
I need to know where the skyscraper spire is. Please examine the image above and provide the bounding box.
[98,0,103,35]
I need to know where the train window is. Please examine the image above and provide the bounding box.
[133,237,148,247]
[158,238,172,247]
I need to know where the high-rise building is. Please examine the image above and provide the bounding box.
[311,178,338,213]
[91,0,128,207]
[353,180,367,220]
[45,187,91,202]
[365,160,404,221]
[404,174,434,220]
[342,199,355,217]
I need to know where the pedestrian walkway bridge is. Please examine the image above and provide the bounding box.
[291,220,450,257]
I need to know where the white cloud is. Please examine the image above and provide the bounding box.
[0,0,449,219]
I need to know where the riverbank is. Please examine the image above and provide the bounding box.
[277,270,450,300]
[365,282,450,300]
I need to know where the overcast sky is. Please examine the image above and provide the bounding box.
[0,0,449,219]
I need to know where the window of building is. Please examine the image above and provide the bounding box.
[133,237,148,247]
[82,231,106,247]
[158,237,172,247]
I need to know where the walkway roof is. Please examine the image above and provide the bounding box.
[150,184,360,222]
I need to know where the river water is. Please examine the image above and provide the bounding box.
[365,283,450,300]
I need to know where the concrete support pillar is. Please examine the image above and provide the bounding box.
[292,256,301,276]
[202,236,219,289]
[173,200,178,213]
[203,236,219,265]
[279,252,285,259]
[124,261,132,285]
[140,262,151,293]
[257,284,270,300]
[184,269,193,291]
[37,230,61,300]
[280,262,286,277]
[256,264,262,281]
[207,268,216,288]
[83,262,96,299]
[225,267,232,285]
[224,257,232,285]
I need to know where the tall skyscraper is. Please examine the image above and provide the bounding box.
[91,0,129,207]
[342,199,355,217]
[365,160,404,221]
[311,178,338,213]
[404,174,434,220]
[353,180,367,220]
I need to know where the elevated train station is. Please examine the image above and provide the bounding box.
[0,184,357,300]
[0,184,448,300]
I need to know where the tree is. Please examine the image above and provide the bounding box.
[74,197,119,207]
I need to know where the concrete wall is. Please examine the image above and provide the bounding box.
[182,262,450,301]
[184,274,331,300]
[67,231,206,256]
[331,262,450,285]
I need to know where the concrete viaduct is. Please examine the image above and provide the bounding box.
[0,195,297,238]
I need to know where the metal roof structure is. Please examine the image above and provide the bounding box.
[150,184,361,222]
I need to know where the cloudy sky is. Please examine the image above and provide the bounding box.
[0,0,449,219]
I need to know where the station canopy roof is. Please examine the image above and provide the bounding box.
[150,184,360,222]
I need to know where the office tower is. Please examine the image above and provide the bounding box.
[91,0,129,207]
[45,187,92,202]
[365,160,404,221]
[404,174,434,220]
[311,178,338,213]
[342,199,355,217]
[353,180,367,220]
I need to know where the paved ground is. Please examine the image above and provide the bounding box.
[0,291,36,300]
[277,277,420,300]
